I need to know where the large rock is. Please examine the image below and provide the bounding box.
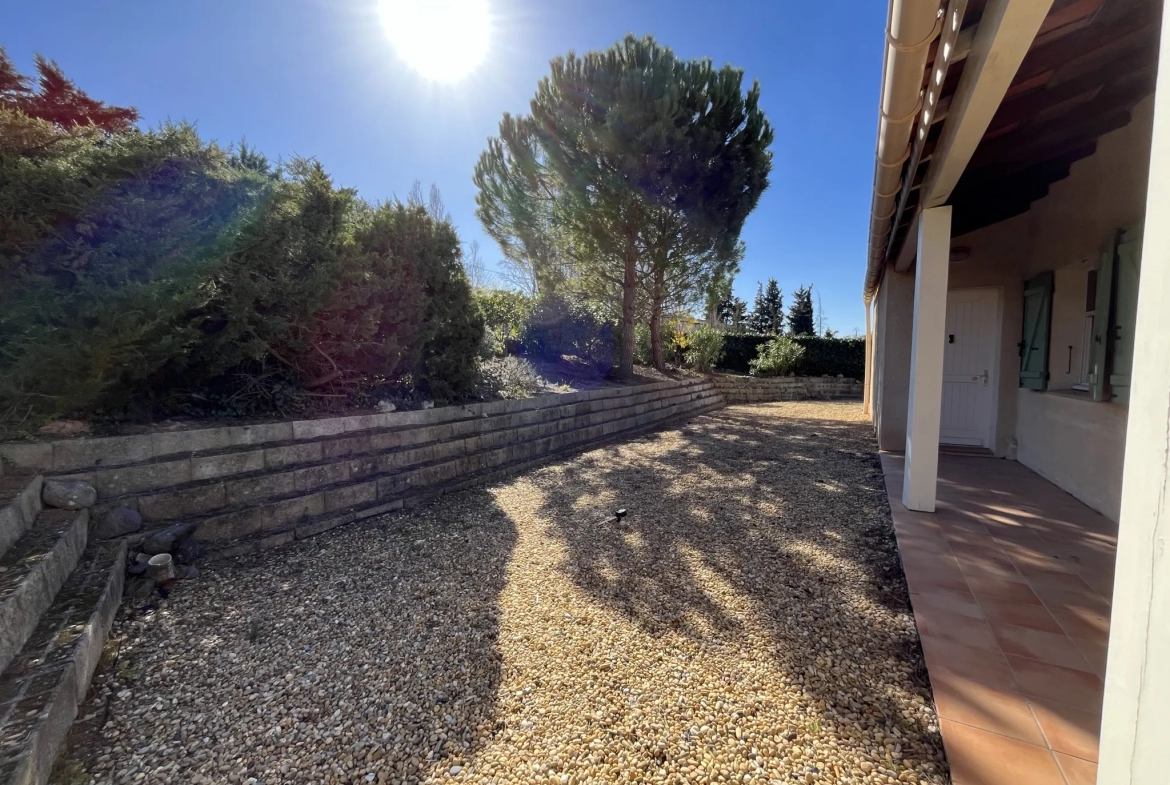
[42,479,97,510]
[142,523,195,555]
[94,506,143,539]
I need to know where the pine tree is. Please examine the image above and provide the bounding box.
[745,283,768,333]
[762,278,784,333]
[746,278,784,334]
[787,285,816,336]
[478,35,774,377]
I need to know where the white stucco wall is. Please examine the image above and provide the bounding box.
[1016,390,1128,520]
[872,269,915,451]
[870,97,1155,520]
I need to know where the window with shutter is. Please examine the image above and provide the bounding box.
[1109,226,1142,403]
[1089,234,1118,401]
[1090,226,1143,403]
[1020,271,1054,390]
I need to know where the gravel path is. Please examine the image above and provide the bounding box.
[60,401,947,785]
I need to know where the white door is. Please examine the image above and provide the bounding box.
[940,289,998,447]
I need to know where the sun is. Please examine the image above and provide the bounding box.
[378,0,491,83]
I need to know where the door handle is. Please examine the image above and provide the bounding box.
[980,371,989,386]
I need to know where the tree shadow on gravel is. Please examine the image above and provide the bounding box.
[63,489,518,785]
[532,401,948,779]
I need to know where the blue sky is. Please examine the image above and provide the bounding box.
[7,0,886,335]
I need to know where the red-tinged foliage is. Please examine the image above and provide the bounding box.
[0,47,138,133]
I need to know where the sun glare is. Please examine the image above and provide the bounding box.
[378,0,491,83]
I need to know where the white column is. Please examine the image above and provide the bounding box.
[1098,6,1170,781]
[902,206,951,512]
[863,300,874,416]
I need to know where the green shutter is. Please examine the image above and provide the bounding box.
[1109,225,1143,403]
[1020,271,1054,390]
[1089,234,1118,401]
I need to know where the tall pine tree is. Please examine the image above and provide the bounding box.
[746,278,784,333]
[787,285,815,336]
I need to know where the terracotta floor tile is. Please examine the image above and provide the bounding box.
[991,624,1094,672]
[1006,655,1105,712]
[1023,569,1098,594]
[1009,551,1082,575]
[1032,586,1111,615]
[947,540,1015,564]
[899,547,961,572]
[905,568,972,594]
[939,719,1066,785]
[978,598,1065,634]
[910,588,984,620]
[966,576,1044,604]
[1071,636,1110,680]
[1083,572,1116,601]
[914,608,1000,651]
[1054,752,1098,785]
[959,560,1029,584]
[920,637,1019,692]
[1029,699,1101,761]
[1049,605,1111,642]
[929,672,1045,745]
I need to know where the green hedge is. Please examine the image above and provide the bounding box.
[717,334,865,378]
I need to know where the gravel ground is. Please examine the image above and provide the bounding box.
[58,401,947,785]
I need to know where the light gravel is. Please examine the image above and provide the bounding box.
[59,401,947,785]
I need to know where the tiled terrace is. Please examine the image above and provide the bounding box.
[881,453,1116,785]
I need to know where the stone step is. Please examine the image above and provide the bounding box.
[53,380,716,502]
[216,397,726,558]
[97,384,719,528]
[1,380,712,476]
[0,541,125,785]
[0,511,89,677]
[0,479,42,564]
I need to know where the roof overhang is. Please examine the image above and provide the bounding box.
[864,0,1161,300]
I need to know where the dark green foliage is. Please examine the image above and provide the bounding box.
[789,336,866,379]
[716,334,864,378]
[745,278,784,334]
[717,334,773,373]
[749,335,804,377]
[787,285,816,336]
[475,289,535,353]
[0,124,271,420]
[0,56,484,430]
[522,293,615,371]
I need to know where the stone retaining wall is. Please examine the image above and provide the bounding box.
[1,379,722,556]
[0,375,860,557]
[712,374,863,404]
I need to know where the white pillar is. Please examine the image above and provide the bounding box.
[1098,6,1170,781]
[863,300,874,416]
[902,206,951,512]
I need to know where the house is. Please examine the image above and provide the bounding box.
[863,0,1168,782]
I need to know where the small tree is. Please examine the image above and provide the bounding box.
[787,285,816,336]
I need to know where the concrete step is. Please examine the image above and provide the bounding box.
[0,479,42,564]
[0,541,125,785]
[0,511,89,677]
[94,384,719,528]
[193,389,724,553]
